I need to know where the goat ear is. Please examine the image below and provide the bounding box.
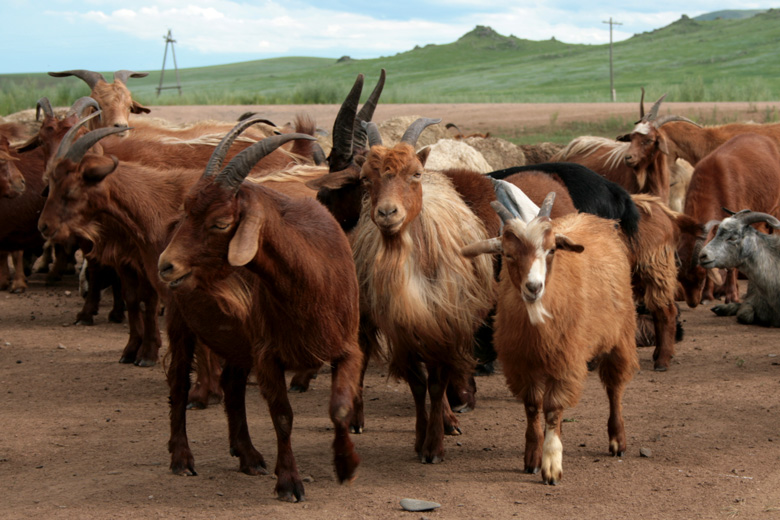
[615,133,631,142]
[130,101,151,115]
[656,133,670,155]
[81,155,118,183]
[305,167,360,191]
[675,213,702,237]
[228,205,263,267]
[416,147,431,167]
[554,234,584,253]
[707,268,724,286]
[461,237,502,257]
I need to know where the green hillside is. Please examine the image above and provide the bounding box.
[2,9,779,114]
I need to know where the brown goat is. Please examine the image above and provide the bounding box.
[463,193,638,485]
[350,118,496,464]
[677,133,780,308]
[157,127,361,502]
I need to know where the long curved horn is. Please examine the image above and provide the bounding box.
[537,192,556,218]
[48,70,106,89]
[203,116,275,178]
[645,94,667,122]
[490,200,518,224]
[462,237,503,258]
[36,98,54,121]
[113,70,149,84]
[356,68,385,125]
[400,117,442,146]
[362,121,383,147]
[64,126,128,164]
[329,74,364,172]
[639,87,646,119]
[215,133,316,192]
[655,115,701,128]
[66,96,101,119]
[734,211,780,230]
[54,111,102,160]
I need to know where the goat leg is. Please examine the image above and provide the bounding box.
[651,303,678,371]
[420,364,449,464]
[329,346,362,483]
[222,362,266,475]
[257,356,304,502]
[402,360,429,459]
[166,305,198,476]
[522,394,544,474]
[8,251,28,294]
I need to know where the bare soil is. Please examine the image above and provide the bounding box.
[2,103,780,520]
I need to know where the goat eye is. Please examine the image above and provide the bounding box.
[413,171,422,178]
[212,221,231,230]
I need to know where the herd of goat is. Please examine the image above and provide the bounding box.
[1,68,779,501]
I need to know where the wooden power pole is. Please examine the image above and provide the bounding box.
[602,17,622,102]
[157,29,182,97]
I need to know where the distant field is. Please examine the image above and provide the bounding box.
[2,10,779,115]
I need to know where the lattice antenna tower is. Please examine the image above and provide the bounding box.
[157,29,182,96]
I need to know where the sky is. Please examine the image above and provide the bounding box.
[1,1,777,74]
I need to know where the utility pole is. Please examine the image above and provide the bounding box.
[602,17,622,102]
[157,29,182,96]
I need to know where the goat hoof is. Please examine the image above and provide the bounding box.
[288,384,308,393]
[525,466,540,474]
[170,463,197,477]
[421,454,443,464]
[108,312,125,324]
[240,463,269,476]
[349,425,363,434]
[134,358,157,368]
[10,287,26,294]
[275,482,305,503]
[653,364,668,372]
[444,425,462,436]
[74,318,94,326]
[187,401,207,410]
[118,355,136,364]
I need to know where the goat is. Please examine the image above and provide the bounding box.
[157,124,361,503]
[48,69,150,135]
[462,192,638,485]
[350,117,496,463]
[446,122,491,139]
[677,133,780,308]
[489,162,640,238]
[699,210,780,327]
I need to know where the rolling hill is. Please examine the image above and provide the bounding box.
[1,8,779,113]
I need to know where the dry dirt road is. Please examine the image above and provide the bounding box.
[1,103,779,520]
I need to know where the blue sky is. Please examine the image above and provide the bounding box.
[2,1,777,74]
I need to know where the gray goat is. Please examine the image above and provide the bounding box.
[698,210,780,326]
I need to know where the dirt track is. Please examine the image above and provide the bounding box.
[1,103,780,519]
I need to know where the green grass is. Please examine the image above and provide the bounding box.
[2,10,780,115]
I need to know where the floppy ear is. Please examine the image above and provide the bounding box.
[228,203,263,266]
[555,234,584,253]
[416,147,431,167]
[131,101,151,115]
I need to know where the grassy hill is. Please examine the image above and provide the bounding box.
[2,9,779,114]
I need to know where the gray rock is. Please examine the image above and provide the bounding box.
[640,447,652,458]
[400,498,441,512]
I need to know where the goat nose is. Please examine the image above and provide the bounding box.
[526,281,542,295]
[159,260,174,278]
[113,123,128,128]
[38,221,48,235]
[377,206,398,218]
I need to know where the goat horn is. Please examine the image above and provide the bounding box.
[66,97,101,119]
[362,121,383,147]
[113,70,149,84]
[216,133,317,192]
[36,97,54,121]
[48,70,106,89]
[54,111,102,160]
[639,87,646,119]
[400,117,442,146]
[329,74,364,172]
[490,200,518,224]
[654,115,701,128]
[733,211,780,230]
[537,192,556,218]
[355,69,385,128]
[645,94,667,122]
[64,126,128,165]
[203,116,275,178]
[722,207,737,216]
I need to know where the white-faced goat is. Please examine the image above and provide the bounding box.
[462,192,638,485]
[699,210,780,327]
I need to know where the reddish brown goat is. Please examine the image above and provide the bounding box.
[157,127,361,502]
[677,133,780,308]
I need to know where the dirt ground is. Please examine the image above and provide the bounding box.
[1,103,780,519]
